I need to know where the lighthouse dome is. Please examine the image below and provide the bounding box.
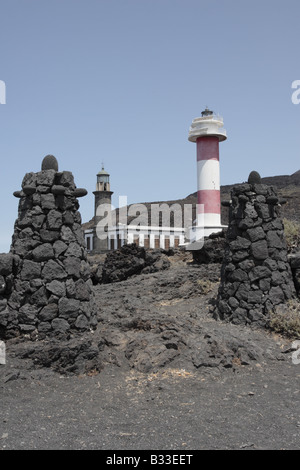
[97,167,109,176]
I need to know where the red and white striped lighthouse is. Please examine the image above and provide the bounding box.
[188,107,227,237]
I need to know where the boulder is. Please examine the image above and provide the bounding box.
[101,244,170,283]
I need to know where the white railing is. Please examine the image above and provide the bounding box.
[192,114,224,123]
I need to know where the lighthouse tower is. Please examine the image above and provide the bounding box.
[93,165,113,252]
[188,107,227,238]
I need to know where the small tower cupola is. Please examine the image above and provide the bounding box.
[96,165,110,192]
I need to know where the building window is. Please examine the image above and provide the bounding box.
[144,236,149,249]
[155,236,160,249]
[117,234,122,249]
[86,237,91,251]
[109,237,115,250]
[165,237,170,250]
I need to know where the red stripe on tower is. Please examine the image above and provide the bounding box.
[197,136,219,161]
[197,189,221,214]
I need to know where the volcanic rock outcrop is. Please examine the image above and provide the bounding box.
[192,231,226,265]
[0,155,97,340]
[215,171,296,327]
[100,243,171,284]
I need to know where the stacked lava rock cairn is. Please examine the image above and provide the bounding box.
[0,155,97,339]
[215,171,296,327]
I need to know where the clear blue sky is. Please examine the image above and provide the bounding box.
[0,0,299,252]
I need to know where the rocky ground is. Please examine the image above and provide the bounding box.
[1,249,300,450]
